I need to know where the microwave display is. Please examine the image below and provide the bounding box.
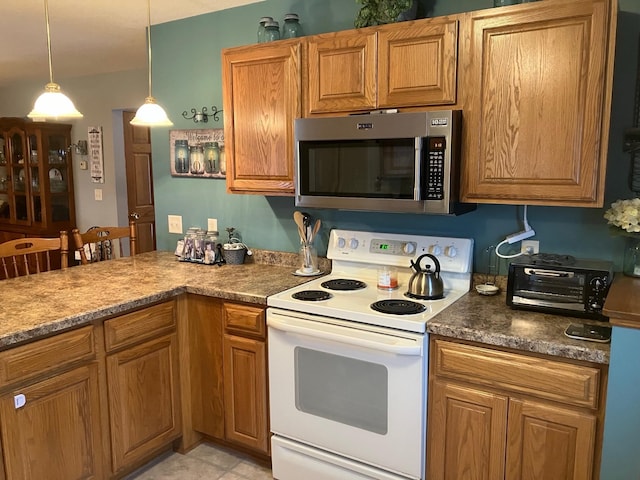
[298,138,416,199]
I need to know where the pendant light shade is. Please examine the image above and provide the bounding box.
[28,0,82,120]
[130,0,172,127]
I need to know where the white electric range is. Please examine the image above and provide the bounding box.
[267,229,474,480]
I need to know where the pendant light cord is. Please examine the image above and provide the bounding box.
[44,0,54,84]
[146,0,153,97]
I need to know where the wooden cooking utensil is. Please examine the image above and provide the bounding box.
[293,211,307,242]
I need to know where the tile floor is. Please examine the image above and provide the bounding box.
[126,442,274,480]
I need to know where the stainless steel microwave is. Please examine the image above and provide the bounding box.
[294,110,475,215]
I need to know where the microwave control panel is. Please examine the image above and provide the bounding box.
[424,137,445,200]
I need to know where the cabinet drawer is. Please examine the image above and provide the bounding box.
[432,339,601,409]
[223,303,265,339]
[0,326,95,387]
[104,302,176,352]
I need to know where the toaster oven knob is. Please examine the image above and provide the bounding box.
[445,245,458,258]
[428,244,442,256]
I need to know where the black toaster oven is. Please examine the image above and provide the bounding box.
[506,254,613,321]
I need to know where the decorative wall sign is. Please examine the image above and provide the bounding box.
[169,128,225,178]
[88,126,104,183]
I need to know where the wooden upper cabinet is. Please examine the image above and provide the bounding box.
[307,31,377,114]
[306,17,458,115]
[377,18,458,108]
[222,40,301,195]
[460,0,616,207]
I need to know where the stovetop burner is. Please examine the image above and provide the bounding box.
[528,253,576,267]
[370,299,427,315]
[292,290,333,301]
[321,278,367,291]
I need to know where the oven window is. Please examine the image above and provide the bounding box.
[298,139,415,199]
[294,347,388,435]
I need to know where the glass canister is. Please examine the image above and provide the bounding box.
[175,139,189,173]
[264,20,280,42]
[257,16,273,43]
[204,142,220,174]
[282,13,302,39]
[299,242,318,274]
[189,145,205,174]
[204,230,219,264]
[181,227,199,261]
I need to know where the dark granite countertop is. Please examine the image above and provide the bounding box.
[0,251,609,364]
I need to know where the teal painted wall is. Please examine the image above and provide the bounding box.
[149,0,639,276]
[600,326,640,479]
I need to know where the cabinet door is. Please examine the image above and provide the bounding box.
[0,364,103,480]
[222,40,301,195]
[378,18,458,108]
[307,30,377,114]
[461,0,614,206]
[506,398,597,480]
[106,334,181,473]
[428,379,508,480]
[223,333,269,454]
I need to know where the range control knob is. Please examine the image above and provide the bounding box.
[403,243,416,255]
[337,237,346,249]
[445,245,458,258]
[428,244,442,256]
[349,238,359,249]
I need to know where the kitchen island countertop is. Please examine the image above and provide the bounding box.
[0,251,609,364]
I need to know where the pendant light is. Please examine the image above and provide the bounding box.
[28,0,83,120]
[130,0,173,127]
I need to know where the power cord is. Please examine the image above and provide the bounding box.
[495,205,536,259]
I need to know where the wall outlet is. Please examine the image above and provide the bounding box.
[168,215,183,234]
[207,218,218,232]
[521,240,539,255]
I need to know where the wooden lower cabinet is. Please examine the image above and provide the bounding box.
[0,364,103,480]
[188,296,270,456]
[223,333,268,453]
[104,303,181,475]
[428,338,605,480]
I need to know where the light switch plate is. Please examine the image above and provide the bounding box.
[207,218,218,232]
[94,188,102,201]
[168,215,183,234]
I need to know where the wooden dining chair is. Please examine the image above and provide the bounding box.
[0,231,69,279]
[72,219,137,265]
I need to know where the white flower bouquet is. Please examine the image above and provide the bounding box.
[604,198,640,234]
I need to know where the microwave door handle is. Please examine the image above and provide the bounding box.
[414,137,422,200]
[267,314,423,356]
[525,269,574,278]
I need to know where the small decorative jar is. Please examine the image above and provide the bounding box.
[623,236,640,277]
[189,145,205,174]
[181,227,199,261]
[203,142,220,174]
[204,230,219,264]
[257,16,273,43]
[175,140,189,173]
[282,13,302,39]
[264,20,280,42]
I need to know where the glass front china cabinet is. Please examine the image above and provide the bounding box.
[0,118,76,244]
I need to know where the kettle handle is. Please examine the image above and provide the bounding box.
[414,253,441,274]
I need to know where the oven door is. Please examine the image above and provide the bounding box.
[267,308,427,480]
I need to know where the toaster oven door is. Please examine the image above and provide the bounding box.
[508,267,587,312]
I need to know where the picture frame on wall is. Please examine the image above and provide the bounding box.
[169,128,225,178]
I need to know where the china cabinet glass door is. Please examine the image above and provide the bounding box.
[8,129,31,225]
[44,133,71,224]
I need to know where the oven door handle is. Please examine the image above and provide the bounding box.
[267,315,423,356]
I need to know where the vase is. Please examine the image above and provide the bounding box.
[623,235,640,277]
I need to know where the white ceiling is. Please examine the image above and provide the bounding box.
[0,0,262,87]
